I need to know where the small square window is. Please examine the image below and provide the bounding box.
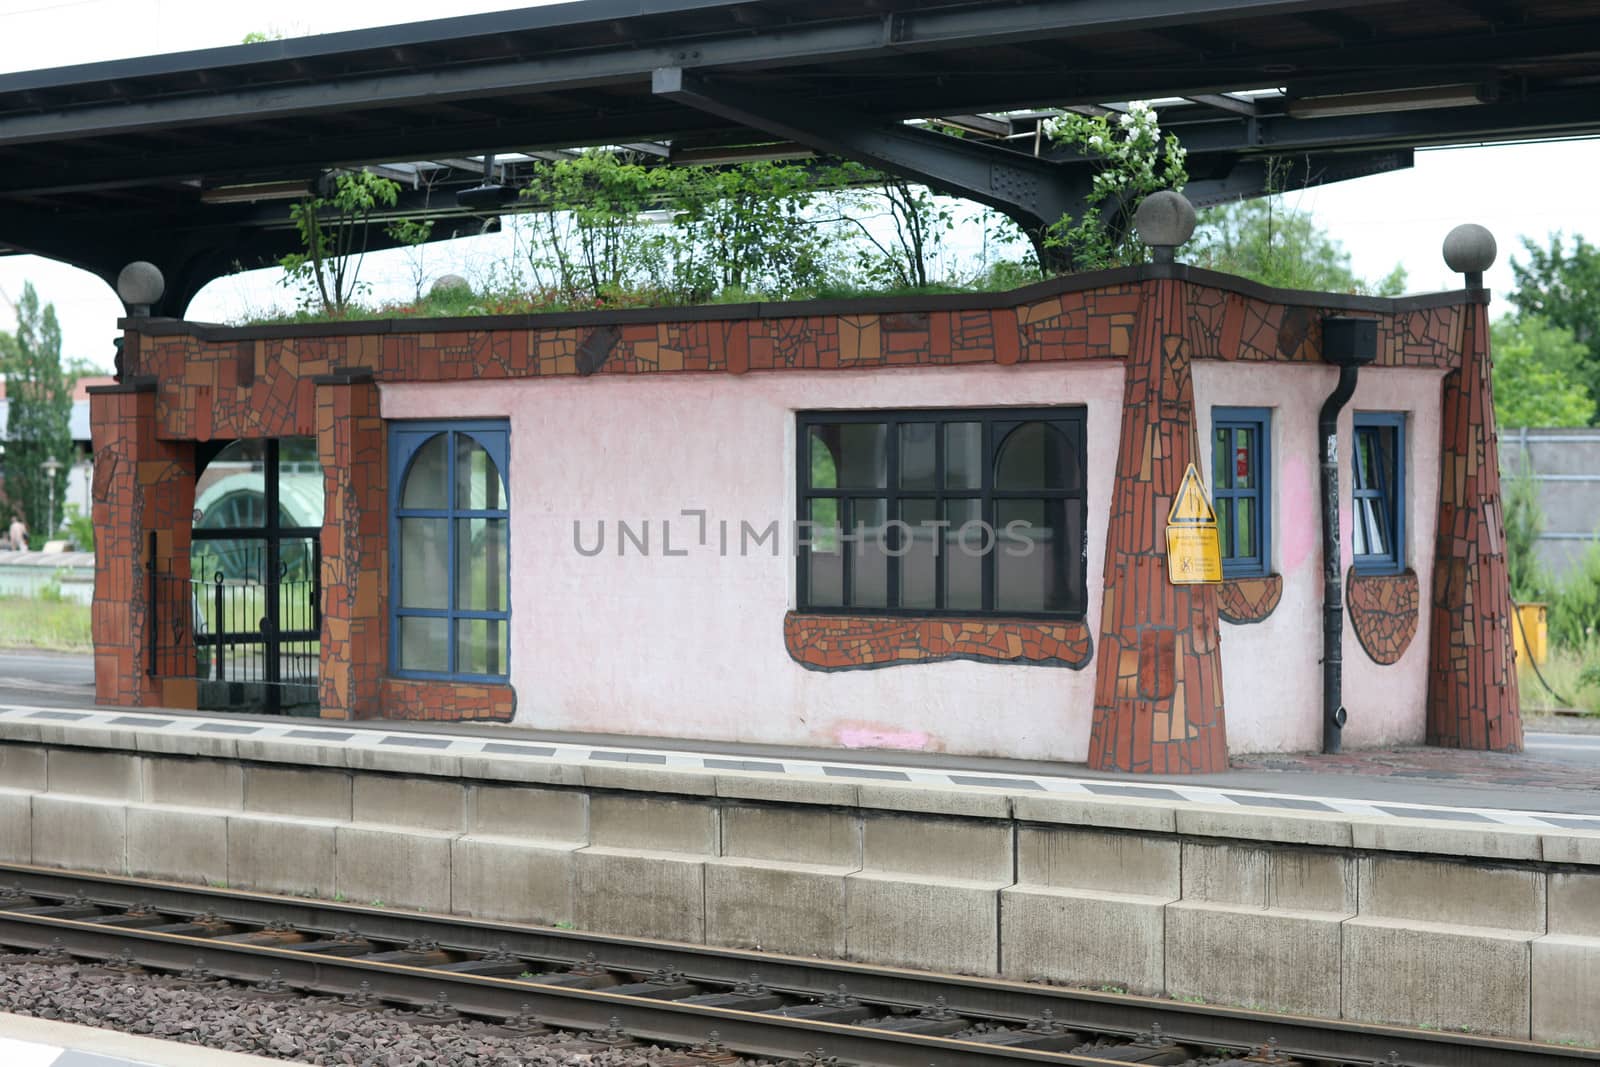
[1211,408,1271,578]
[1352,412,1405,574]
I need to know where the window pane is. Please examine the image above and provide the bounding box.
[1233,428,1253,489]
[1354,429,1378,491]
[899,423,937,490]
[455,518,509,611]
[850,498,889,609]
[944,422,981,489]
[805,499,843,607]
[995,421,1076,490]
[401,434,449,509]
[456,618,508,677]
[399,517,449,609]
[1360,497,1390,557]
[1217,499,1233,559]
[455,434,507,511]
[276,436,325,528]
[1237,497,1256,559]
[899,499,937,609]
[1213,427,1231,490]
[996,499,1075,612]
[398,616,449,673]
[808,423,886,489]
[945,498,983,610]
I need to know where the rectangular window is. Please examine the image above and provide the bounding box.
[1352,412,1405,574]
[389,420,511,680]
[1211,408,1271,578]
[797,407,1087,618]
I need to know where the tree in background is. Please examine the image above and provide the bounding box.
[280,170,401,315]
[1190,196,1406,295]
[1508,233,1600,419]
[0,283,72,543]
[1490,315,1595,429]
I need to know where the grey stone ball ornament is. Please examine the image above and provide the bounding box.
[1134,191,1198,262]
[1443,224,1497,280]
[116,261,165,312]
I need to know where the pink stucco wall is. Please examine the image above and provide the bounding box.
[383,362,1127,762]
[1194,364,1444,753]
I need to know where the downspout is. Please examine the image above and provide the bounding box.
[1318,317,1377,754]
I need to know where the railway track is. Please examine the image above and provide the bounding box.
[0,863,1587,1067]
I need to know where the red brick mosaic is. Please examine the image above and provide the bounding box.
[1426,303,1523,751]
[1347,569,1420,666]
[1216,575,1283,625]
[783,611,1093,671]
[1184,287,1463,369]
[1088,279,1229,774]
[380,677,515,721]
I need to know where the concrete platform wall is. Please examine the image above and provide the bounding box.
[1,736,1597,1045]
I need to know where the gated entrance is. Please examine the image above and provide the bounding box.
[149,438,324,715]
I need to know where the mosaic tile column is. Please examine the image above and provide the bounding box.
[1426,299,1523,750]
[88,378,197,708]
[1088,279,1229,773]
[316,370,387,720]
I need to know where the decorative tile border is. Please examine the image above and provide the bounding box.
[783,611,1093,671]
[379,678,515,722]
[1347,569,1420,666]
[1216,575,1283,625]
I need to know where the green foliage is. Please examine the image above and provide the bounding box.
[665,160,835,298]
[822,164,957,289]
[1490,315,1595,429]
[1503,458,1549,604]
[1550,541,1600,648]
[280,171,401,315]
[1042,101,1188,270]
[1509,233,1600,420]
[0,594,90,651]
[1,283,72,541]
[1191,196,1406,295]
[62,502,93,552]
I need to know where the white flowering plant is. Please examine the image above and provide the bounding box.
[1042,101,1188,270]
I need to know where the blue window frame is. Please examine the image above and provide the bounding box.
[1352,412,1405,575]
[389,420,510,680]
[1211,407,1271,578]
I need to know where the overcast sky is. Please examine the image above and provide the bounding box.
[2,0,1598,368]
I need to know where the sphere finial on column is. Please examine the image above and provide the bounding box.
[1442,224,1496,289]
[1134,191,1197,264]
[115,261,165,316]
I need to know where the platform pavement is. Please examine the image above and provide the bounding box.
[0,1013,277,1066]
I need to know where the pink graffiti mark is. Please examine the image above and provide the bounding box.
[1280,453,1319,574]
[835,726,932,751]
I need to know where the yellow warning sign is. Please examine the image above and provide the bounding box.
[1168,463,1218,524]
[1166,525,1222,584]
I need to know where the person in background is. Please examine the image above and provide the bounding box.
[8,515,26,552]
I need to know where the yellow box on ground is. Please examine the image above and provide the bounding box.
[1513,602,1548,666]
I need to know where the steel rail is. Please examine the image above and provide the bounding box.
[0,863,1591,1067]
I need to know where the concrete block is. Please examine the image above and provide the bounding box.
[1343,916,1532,1037]
[458,755,585,788]
[714,772,858,808]
[0,721,42,744]
[227,814,336,897]
[848,871,1000,976]
[1180,843,1355,914]
[1542,832,1600,868]
[0,789,31,862]
[33,725,130,750]
[47,748,140,800]
[1000,885,1165,994]
[1011,793,1176,832]
[451,835,577,926]
[345,747,461,778]
[857,782,1010,820]
[1165,901,1342,1016]
[31,794,125,873]
[589,794,717,854]
[335,825,454,913]
[468,784,587,842]
[235,738,349,769]
[351,775,466,832]
[133,732,239,759]
[1018,827,1178,896]
[242,766,352,821]
[141,757,242,810]
[721,805,860,867]
[1270,850,1356,913]
[706,858,851,958]
[860,813,1010,881]
[1548,872,1600,937]
[1350,818,1542,861]
[1357,856,1545,931]
[573,847,705,942]
[126,807,227,884]
[0,744,46,791]
[1175,805,1354,847]
[582,764,717,797]
[1532,935,1600,1047]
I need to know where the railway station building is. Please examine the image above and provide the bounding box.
[89,226,1521,774]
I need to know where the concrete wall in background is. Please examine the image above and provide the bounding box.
[1500,428,1600,580]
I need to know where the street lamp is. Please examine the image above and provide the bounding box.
[41,455,62,540]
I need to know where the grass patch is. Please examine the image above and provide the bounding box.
[1518,638,1600,715]
[0,595,91,652]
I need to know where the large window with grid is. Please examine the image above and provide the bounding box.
[389,420,510,680]
[797,408,1087,618]
[1211,408,1271,578]
[1352,412,1405,574]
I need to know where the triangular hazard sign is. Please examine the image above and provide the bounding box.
[1168,463,1217,524]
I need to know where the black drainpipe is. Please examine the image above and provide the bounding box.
[1318,317,1378,754]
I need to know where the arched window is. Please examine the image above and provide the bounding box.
[389,421,510,679]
